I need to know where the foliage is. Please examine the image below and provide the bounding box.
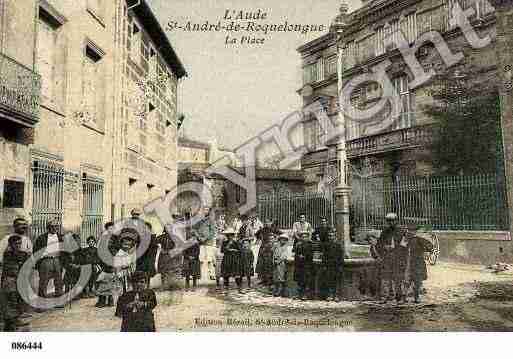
[423,69,503,175]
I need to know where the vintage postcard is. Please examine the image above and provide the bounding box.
[1,0,513,344]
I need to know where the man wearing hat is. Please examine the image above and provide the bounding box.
[375,213,404,303]
[33,220,64,300]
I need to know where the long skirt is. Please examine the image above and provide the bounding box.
[182,258,201,278]
[240,251,254,277]
[256,244,274,278]
[221,253,241,278]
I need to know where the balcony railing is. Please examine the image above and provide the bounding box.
[346,124,434,158]
[0,52,41,126]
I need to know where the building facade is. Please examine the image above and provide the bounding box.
[298,0,513,262]
[0,0,186,241]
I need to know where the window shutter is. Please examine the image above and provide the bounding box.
[54,30,68,113]
[96,60,106,131]
[37,21,54,105]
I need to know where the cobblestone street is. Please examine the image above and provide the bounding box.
[26,262,513,331]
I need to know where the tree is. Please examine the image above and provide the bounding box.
[423,68,503,175]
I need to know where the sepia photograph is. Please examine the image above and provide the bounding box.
[0,0,513,351]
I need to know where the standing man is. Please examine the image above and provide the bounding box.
[1,235,30,331]
[33,220,64,302]
[1,218,34,308]
[293,231,314,300]
[322,228,344,301]
[376,213,404,304]
[312,217,330,243]
[292,214,312,248]
[405,221,433,303]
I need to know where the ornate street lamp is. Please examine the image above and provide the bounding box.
[330,2,352,253]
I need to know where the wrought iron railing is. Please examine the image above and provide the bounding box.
[0,52,41,122]
[346,124,434,158]
[81,176,104,244]
[350,172,509,232]
[257,191,335,230]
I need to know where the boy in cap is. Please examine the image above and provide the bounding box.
[115,270,157,332]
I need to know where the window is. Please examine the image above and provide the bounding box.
[345,41,358,69]
[303,59,323,85]
[392,75,416,129]
[37,19,57,105]
[324,55,337,76]
[400,12,417,44]
[2,180,24,208]
[346,90,363,140]
[83,41,106,130]
[130,22,141,65]
[375,27,385,56]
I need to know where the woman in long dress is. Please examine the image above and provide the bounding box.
[221,228,241,291]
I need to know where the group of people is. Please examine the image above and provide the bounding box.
[370,213,434,304]
[0,207,434,332]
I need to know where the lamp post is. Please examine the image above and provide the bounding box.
[330,2,352,254]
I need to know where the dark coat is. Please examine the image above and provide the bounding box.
[312,226,330,242]
[408,235,433,282]
[115,289,157,332]
[255,226,280,278]
[1,248,30,321]
[221,239,241,277]
[293,240,314,285]
[182,242,201,278]
[239,246,254,277]
[33,232,64,269]
[322,241,344,286]
[376,226,405,281]
[62,251,81,287]
[136,235,159,278]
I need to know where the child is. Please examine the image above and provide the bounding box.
[182,241,201,291]
[214,233,226,290]
[221,228,241,291]
[1,235,30,331]
[78,236,100,298]
[239,238,254,291]
[115,270,157,332]
[273,235,289,297]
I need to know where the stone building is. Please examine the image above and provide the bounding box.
[0,0,186,241]
[298,0,513,262]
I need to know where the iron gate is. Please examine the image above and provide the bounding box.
[81,175,104,242]
[31,160,64,239]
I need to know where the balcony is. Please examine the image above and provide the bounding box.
[346,124,434,158]
[0,52,41,127]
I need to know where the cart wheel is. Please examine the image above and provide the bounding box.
[427,233,439,265]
